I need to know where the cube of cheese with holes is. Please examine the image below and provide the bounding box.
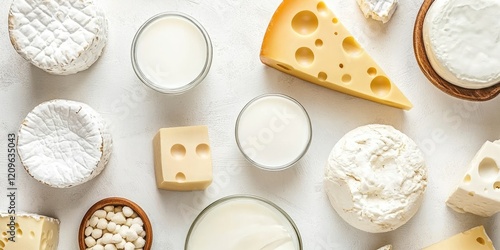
[153,126,212,191]
[0,213,60,250]
[423,226,495,249]
[446,141,500,217]
[260,0,412,110]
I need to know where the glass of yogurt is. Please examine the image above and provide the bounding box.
[185,195,302,250]
[131,12,213,94]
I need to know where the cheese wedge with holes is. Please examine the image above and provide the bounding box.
[423,226,495,250]
[0,213,60,250]
[446,141,500,217]
[153,126,212,191]
[260,0,412,110]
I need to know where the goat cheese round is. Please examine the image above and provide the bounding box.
[423,0,500,89]
[324,124,427,233]
[8,0,108,75]
[17,99,112,188]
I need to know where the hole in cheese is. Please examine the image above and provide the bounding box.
[171,144,186,160]
[196,144,210,159]
[494,181,500,190]
[0,240,4,247]
[292,11,318,35]
[30,231,35,238]
[317,2,328,16]
[464,174,471,183]
[334,32,338,35]
[478,157,499,181]
[342,37,362,56]
[16,228,22,237]
[176,172,186,182]
[332,17,338,24]
[477,237,486,245]
[468,191,475,196]
[370,76,392,97]
[339,63,344,69]
[367,67,377,76]
[295,47,314,66]
[318,72,327,81]
[315,39,323,47]
[342,74,351,83]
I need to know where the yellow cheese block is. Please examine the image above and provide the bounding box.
[423,226,495,250]
[0,213,59,250]
[260,0,412,110]
[153,126,213,191]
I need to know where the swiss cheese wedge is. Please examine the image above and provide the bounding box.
[260,0,412,110]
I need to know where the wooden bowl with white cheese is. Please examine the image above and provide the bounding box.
[413,0,500,101]
[78,197,153,250]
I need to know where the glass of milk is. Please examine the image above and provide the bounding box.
[131,12,213,94]
[185,195,303,250]
[235,94,312,171]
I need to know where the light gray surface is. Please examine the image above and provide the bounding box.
[0,0,499,249]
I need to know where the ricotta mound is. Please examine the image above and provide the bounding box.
[423,0,500,89]
[324,124,427,233]
[17,99,112,188]
[8,0,108,75]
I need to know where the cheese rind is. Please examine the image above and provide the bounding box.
[324,124,427,233]
[153,126,213,191]
[17,99,112,188]
[0,213,60,250]
[356,0,398,23]
[446,141,500,217]
[423,226,495,250]
[8,0,108,75]
[423,0,500,89]
[260,0,412,110]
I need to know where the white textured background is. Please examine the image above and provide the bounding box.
[0,0,499,249]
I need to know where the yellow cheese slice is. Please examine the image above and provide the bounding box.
[260,0,412,110]
[423,226,495,250]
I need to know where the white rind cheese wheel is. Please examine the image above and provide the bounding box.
[423,0,500,89]
[324,124,427,233]
[8,0,108,75]
[18,99,112,188]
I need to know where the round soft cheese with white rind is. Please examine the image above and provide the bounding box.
[8,0,108,75]
[423,0,500,89]
[324,124,427,233]
[17,100,112,188]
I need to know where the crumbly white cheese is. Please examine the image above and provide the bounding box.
[423,0,500,89]
[324,124,427,233]
[446,141,500,217]
[356,0,398,23]
[377,244,392,250]
[8,0,108,75]
[17,99,112,188]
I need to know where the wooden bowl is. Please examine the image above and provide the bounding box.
[413,0,500,101]
[78,197,153,250]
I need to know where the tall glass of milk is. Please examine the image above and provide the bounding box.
[131,12,213,94]
[185,195,303,250]
[235,94,312,170]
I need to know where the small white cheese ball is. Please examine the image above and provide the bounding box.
[112,213,127,225]
[118,226,129,237]
[85,226,93,236]
[125,218,133,227]
[111,234,122,244]
[91,229,103,239]
[96,238,102,246]
[101,233,113,244]
[113,225,121,234]
[89,216,99,227]
[93,210,107,219]
[124,242,135,250]
[122,206,134,217]
[133,237,146,248]
[115,239,126,249]
[132,217,143,226]
[103,205,114,212]
[93,245,104,250]
[139,231,146,238]
[106,212,115,221]
[104,244,117,250]
[85,236,97,247]
[125,230,138,242]
[130,224,143,235]
[96,218,108,230]
[324,124,427,233]
[106,222,117,232]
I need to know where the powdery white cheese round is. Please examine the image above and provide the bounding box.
[423,0,500,89]
[324,124,427,233]
[18,100,112,188]
[8,0,108,75]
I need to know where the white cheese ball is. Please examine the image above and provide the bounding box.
[105,244,117,250]
[132,217,144,226]
[124,242,135,250]
[106,222,117,232]
[133,237,146,248]
[104,206,114,212]
[324,124,427,233]
[112,213,127,225]
[130,224,143,235]
[122,206,134,217]
[93,245,104,250]
[115,239,126,249]
[85,236,97,247]
[96,218,108,230]
[89,216,99,227]
[125,230,138,242]
[85,226,93,236]
[106,212,115,221]
[94,210,107,219]
[17,100,112,188]
[91,229,103,239]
